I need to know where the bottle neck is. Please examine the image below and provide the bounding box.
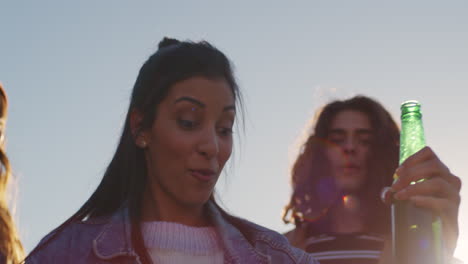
[399,114,425,165]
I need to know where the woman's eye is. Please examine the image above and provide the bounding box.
[218,127,233,136]
[329,137,344,145]
[178,119,197,129]
[358,137,373,146]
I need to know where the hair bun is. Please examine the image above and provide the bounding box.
[158,37,181,49]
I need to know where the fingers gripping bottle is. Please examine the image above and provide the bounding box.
[391,101,443,264]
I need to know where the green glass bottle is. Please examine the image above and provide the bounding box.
[391,101,443,264]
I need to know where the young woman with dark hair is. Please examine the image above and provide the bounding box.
[283,96,461,264]
[25,38,318,264]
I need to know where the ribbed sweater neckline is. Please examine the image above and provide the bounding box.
[141,221,222,255]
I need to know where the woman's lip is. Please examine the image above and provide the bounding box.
[190,170,215,182]
[343,164,360,169]
[343,166,360,173]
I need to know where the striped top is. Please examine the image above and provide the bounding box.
[304,232,385,264]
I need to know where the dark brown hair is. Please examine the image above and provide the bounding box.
[26,37,243,263]
[283,95,399,235]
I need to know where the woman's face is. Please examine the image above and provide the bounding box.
[140,76,235,212]
[325,110,373,193]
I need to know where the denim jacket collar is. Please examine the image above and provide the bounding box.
[206,202,271,264]
[92,201,270,264]
[92,206,142,263]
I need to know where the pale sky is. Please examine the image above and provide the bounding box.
[1,0,467,261]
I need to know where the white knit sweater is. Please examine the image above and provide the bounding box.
[141,221,224,264]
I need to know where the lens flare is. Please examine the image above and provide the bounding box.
[342,194,360,211]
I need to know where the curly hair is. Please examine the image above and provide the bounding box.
[283,95,400,235]
[0,83,25,263]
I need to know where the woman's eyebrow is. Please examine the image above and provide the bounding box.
[174,96,205,107]
[175,97,235,112]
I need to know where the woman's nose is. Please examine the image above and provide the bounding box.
[342,139,356,155]
[197,128,219,159]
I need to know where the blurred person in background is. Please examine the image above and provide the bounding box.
[0,83,25,263]
[283,96,461,264]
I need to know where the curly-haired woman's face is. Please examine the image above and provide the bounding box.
[325,110,373,193]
